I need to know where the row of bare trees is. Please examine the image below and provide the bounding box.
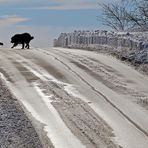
[99,0,148,31]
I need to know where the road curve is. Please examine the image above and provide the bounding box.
[0,47,148,148]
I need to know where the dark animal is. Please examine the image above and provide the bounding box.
[0,42,3,46]
[11,33,34,49]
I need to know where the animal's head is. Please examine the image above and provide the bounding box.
[11,35,17,43]
[30,36,34,40]
[11,38,14,43]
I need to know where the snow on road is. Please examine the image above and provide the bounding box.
[0,47,148,148]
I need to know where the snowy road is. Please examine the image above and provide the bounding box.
[0,47,148,148]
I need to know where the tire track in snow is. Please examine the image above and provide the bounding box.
[40,49,148,139]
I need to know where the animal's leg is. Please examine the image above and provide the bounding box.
[11,43,18,48]
[22,43,25,49]
[26,43,30,49]
[25,44,28,48]
[27,43,30,49]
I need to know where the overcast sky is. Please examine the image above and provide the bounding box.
[0,0,110,47]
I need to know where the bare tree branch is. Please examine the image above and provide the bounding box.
[99,0,138,31]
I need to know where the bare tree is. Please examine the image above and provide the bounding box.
[99,0,136,31]
[127,0,148,30]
